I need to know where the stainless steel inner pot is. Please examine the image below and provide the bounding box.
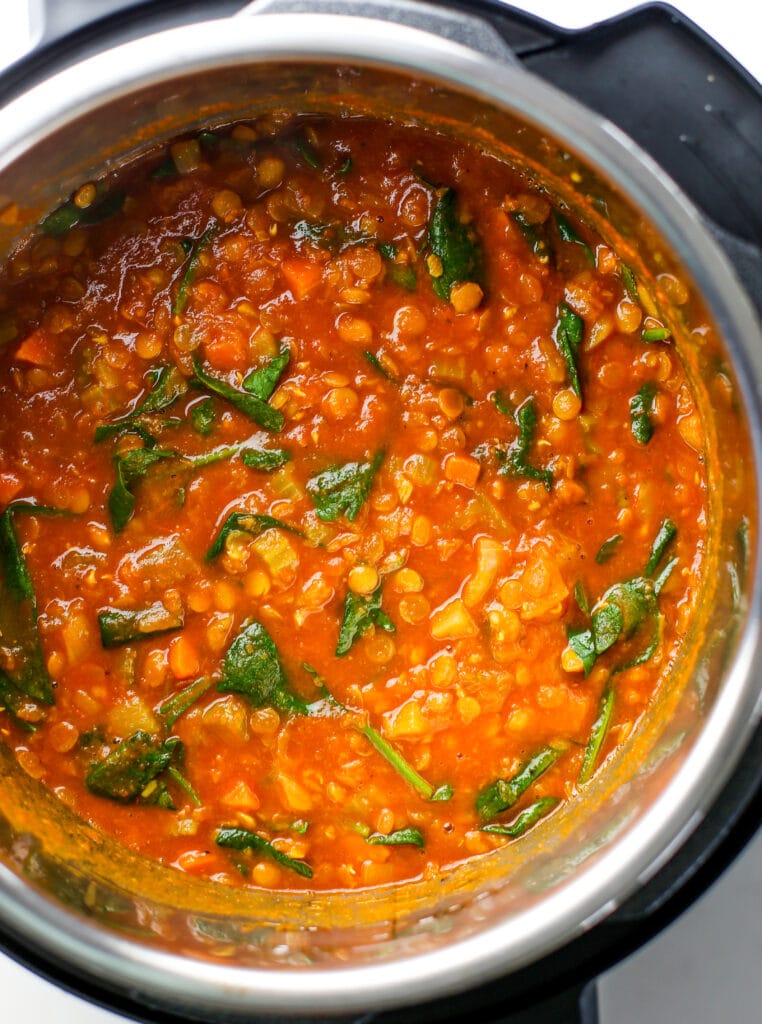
[0,2,761,1017]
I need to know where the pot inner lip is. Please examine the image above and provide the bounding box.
[0,11,761,1015]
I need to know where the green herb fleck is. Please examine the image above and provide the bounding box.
[574,580,591,616]
[363,350,393,380]
[595,534,623,565]
[553,211,595,265]
[642,327,671,343]
[645,518,677,577]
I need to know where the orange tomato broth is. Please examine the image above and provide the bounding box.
[0,114,706,892]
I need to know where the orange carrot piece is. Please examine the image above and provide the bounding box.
[14,329,55,367]
[176,849,217,873]
[443,452,481,488]
[203,324,248,371]
[281,258,322,300]
[168,635,200,681]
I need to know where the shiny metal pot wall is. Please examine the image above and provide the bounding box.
[0,2,761,1017]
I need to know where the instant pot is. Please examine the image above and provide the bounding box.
[0,2,760,1023]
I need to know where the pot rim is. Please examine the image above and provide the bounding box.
[0,10,761,1016]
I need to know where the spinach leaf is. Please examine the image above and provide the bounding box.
[578,686,615,784]
[307,451,384,522]
[553,302,584,400]
[241,447,291,472]
[98,603,184,648]
[567,577,656,676]
[150,157,177,181]
[574,580,591,615]
[496,397,552,490]
[243,347,290,401]
[481,796,559,837]
[215,826,313,878]
[553,211,596,265]
[85,732,182,803]
[304,664,452,802]
[159,677,213,728]
[492,389,514,417]
[205,512,303,561]
[108,446,176,532]
[630,381,657,444]
[190,398,216,436]
[335,584,395,656]
[95,365,188,443]
[0,504,72,704]
[595,534,623,565]
[42,188,125,237]
[218,620,307,715]
[379,244,417,291]
[367,827,424,848]
[191,354,284,433]
[425,188,483,302]
[476,745,563,822]
[645,518,677,577]
[296,133,321,170]
[0,669,37,730]
[173,227,216,317]
[567,625,596,676]
[620,263,639,301]
[181,439,287,470]
[510,211,551,264]
[363,350,394,380]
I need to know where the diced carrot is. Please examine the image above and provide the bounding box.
[176,849,217,873]
[221,780,260,811]
[14,329,56,367]
[443,451,481,488]
[168,635,200,681]
[0,471,23,507]
[203,324,248,371]
[281,258,322,300]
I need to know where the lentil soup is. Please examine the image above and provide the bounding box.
[0,114,707,892]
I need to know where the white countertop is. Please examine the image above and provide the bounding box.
[1,1,760,1021]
